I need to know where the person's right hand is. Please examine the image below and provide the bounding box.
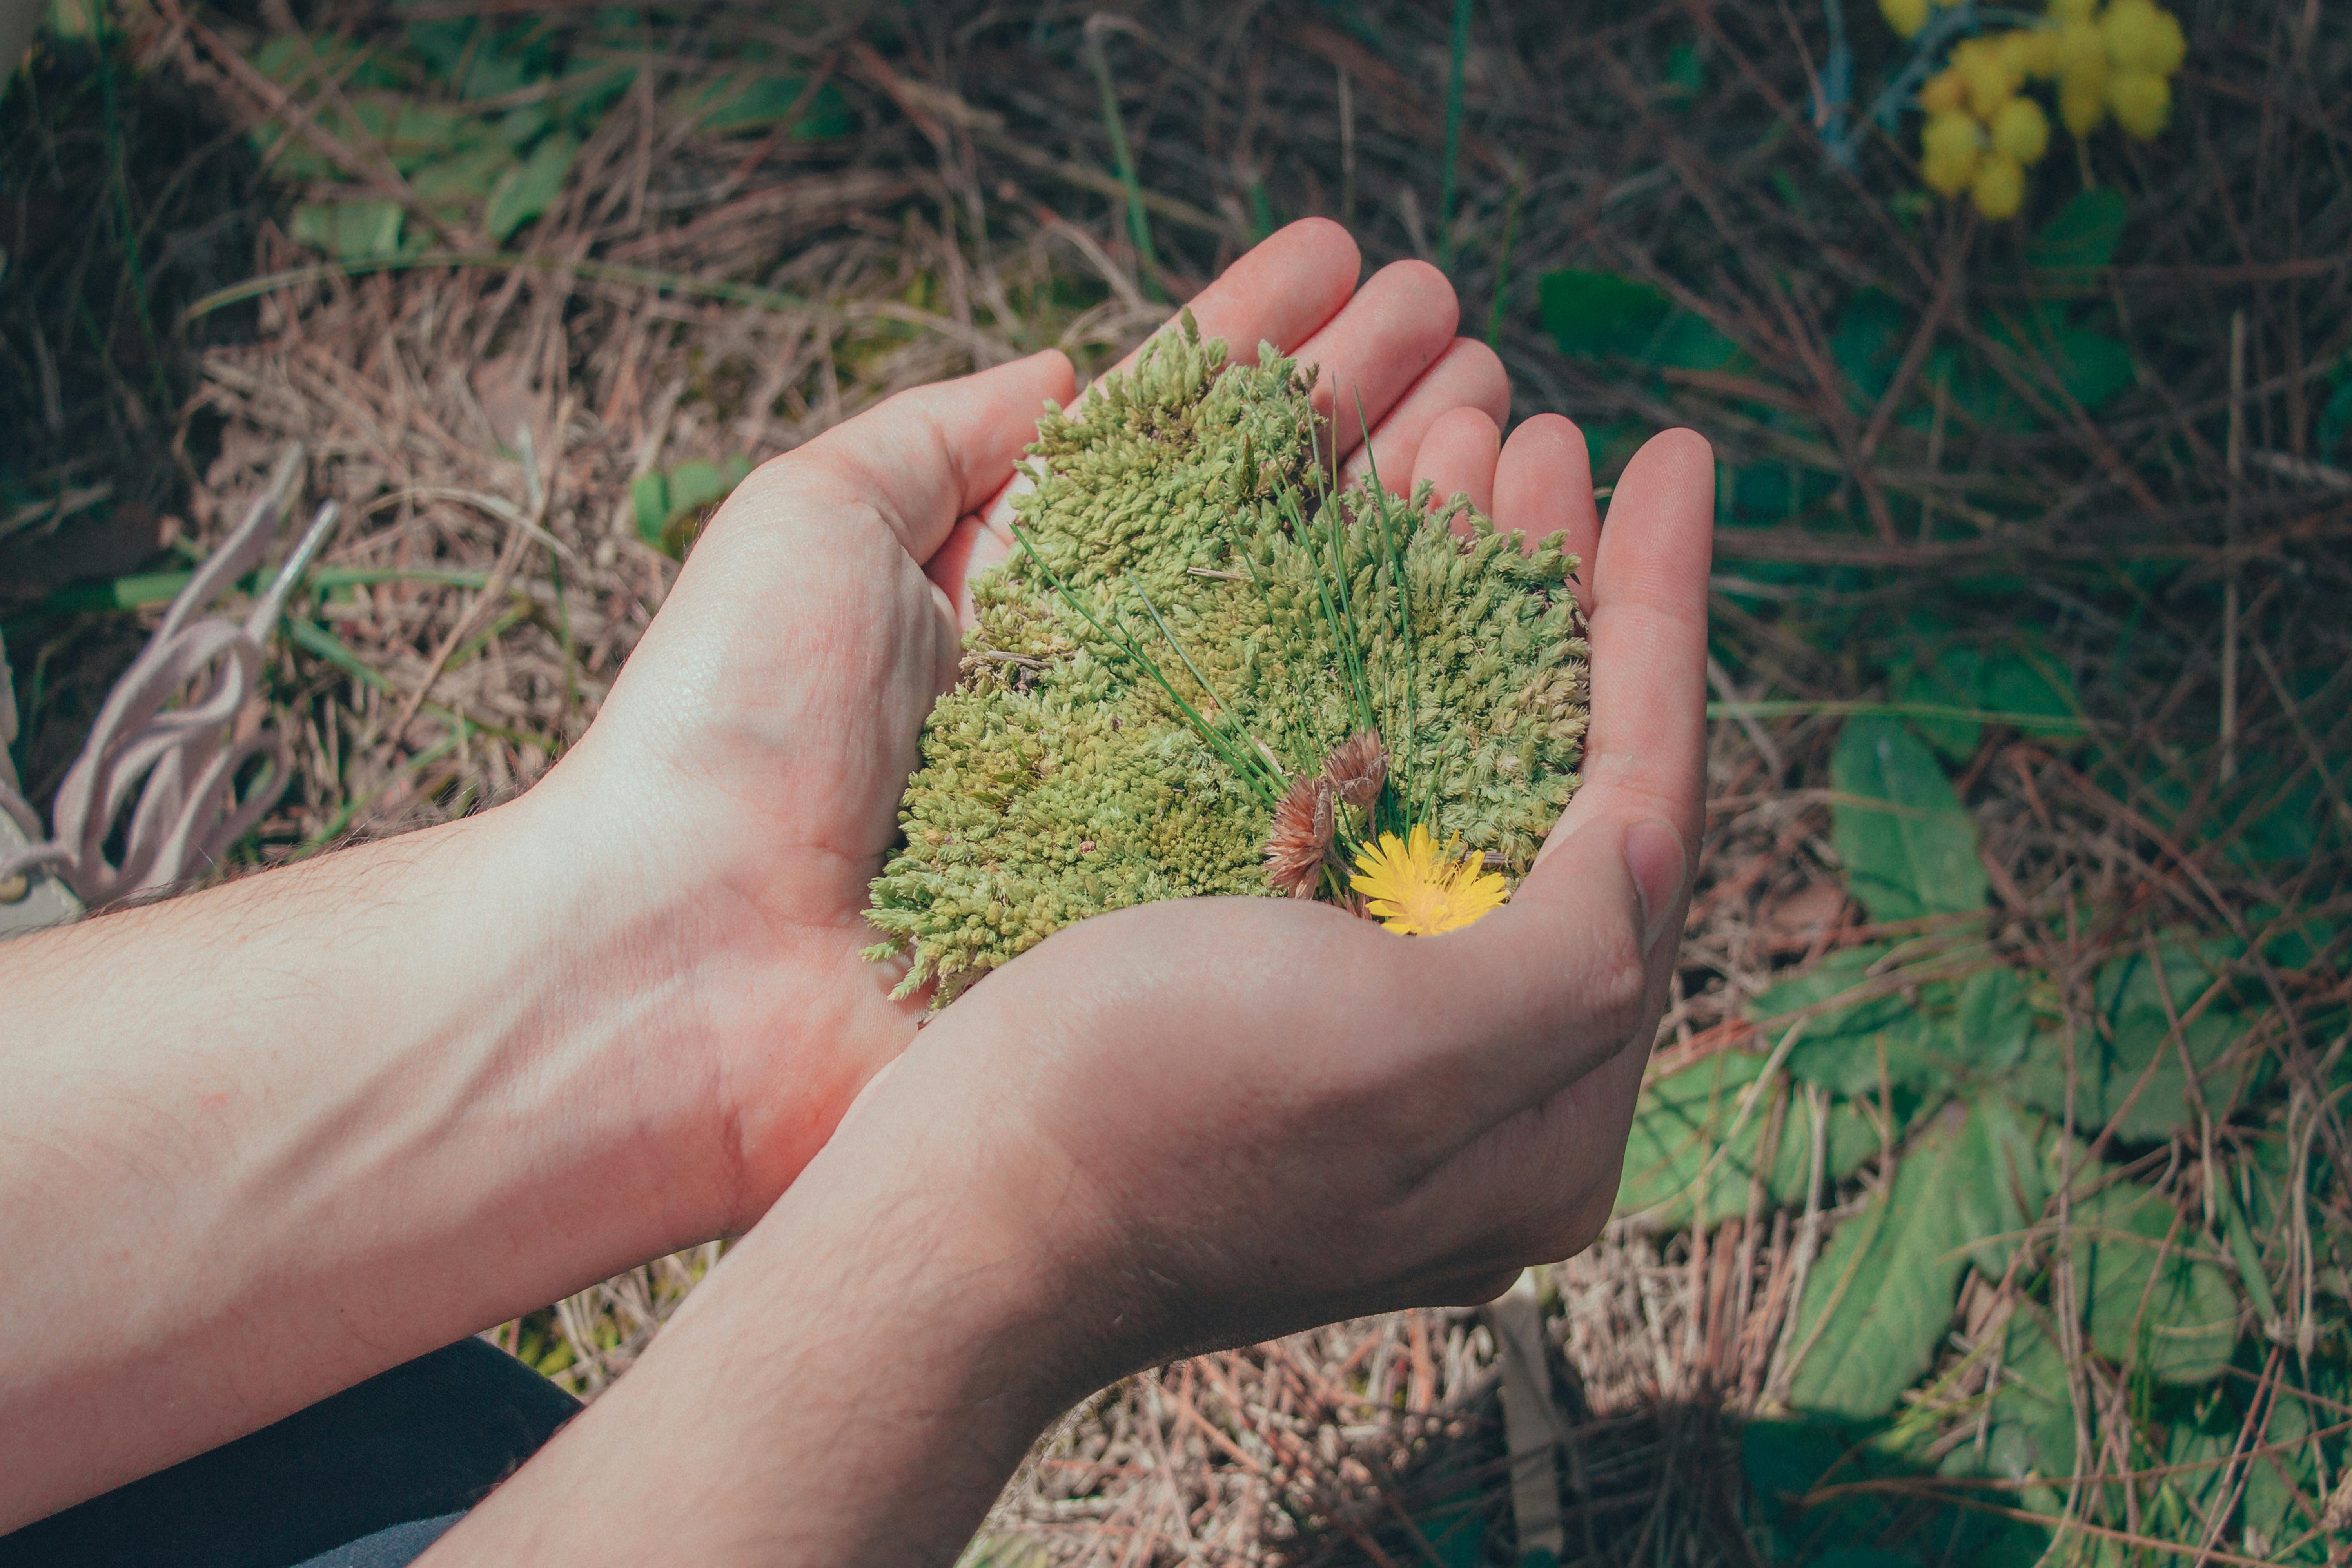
[849,424,1715,1371]
[421,419,1711,1568]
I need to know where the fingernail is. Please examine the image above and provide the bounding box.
[1623,818,1687,957]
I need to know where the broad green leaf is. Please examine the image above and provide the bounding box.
[1829,716,1985,924]
[1538,269,1668,358]
[664,459,735,515]
[674,74,855,138]
[630,472,670,547]
[2240,1387,2322,1548]
[409,142,513,206]
[2068,1183,2239,1383]
[2010,940,2253,1142]
[1829,290,1908,407]
[1786,1099,2043,1419]
[2318,374,2352,459]
[2042,325,2135,412]
[1663,42,1705,98]
[1949,966,2033,1073]
[1614,1050,1877,1228]
[485,132,578,242]
[290,199,405,261]
[1536,270,1739,370]
[1962,1307,2079,1487]
[1749,944,1905,1039]
[2028,189,2129,286]
[1890,643,1986,760]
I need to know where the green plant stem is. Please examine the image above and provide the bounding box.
[1437,0,1473,271]
[1485,168,1523,349]
[1082,27,1163,301]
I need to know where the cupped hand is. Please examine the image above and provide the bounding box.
[522,220,1516,1230]
[810,418,1715,1378]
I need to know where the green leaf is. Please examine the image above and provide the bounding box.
[1949,966,2033,1073]
[2068,1183,2239,1383]
[2318,374,2352,459]
[674,73,855,138]
[1829,290,1909,408]
[1962,1306,2080,1488]
[1830,716,1986,924]
[1539,269,1670,359]
[290,199,406,261]
[484,131,578,242]
[1536,270,1739,370]
[408,142,514,206]
[1614,1049,1879,1228]
[2010,939,2253,1142]
[1978,642,2082,736]
[2028,189,2129,286]
[1786,1100,2045,1419]
[2043,325,2135,412]
[2241,1386,2323,1548]
[630,472,670,548]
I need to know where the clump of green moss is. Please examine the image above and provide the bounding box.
[864,316,1591,1004]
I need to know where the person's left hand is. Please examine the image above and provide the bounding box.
[520,221,1528,1230]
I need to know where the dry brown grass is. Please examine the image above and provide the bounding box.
[6,0,2347,1563]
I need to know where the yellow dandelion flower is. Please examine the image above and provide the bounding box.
[1349,825,1509,937]
[2048,0,2097,25]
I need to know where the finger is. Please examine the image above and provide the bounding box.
[1412,1025,1651,1267]
[1355,433,1711,1159]
[1536,427,1715,853]
[1493,414,1600,582]
[956,221,1368,609]
[761,349,1075,564]
[1408,406,1501,521]
[1368,811,1672,1165]
[1103,217,1361,379]
[1339,337,1510,491]
[1295,262,1468,461]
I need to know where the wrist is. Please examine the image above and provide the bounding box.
[508,747,926,1236]
[426,1078,1090,1567]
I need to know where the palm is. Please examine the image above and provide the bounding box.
[551,221,1555,1215]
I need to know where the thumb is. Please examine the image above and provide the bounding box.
[1377,809,1687,1167]
[777,349,1075,563]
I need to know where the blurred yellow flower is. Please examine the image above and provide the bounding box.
[1972,153,2028,220]
[1349,825,1508,937]
[2109,69,2171,138]
[2060,60,2110,134]
[2001,27,2062,79]
[1952,38,2022,118]
[1921,111,1985,194]
[1991,96,2052,163]
[1880,0,1931,40]
[1899,0,2183,218]
[2103,0,2187,74]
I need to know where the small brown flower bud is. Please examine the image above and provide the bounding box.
[1263,774,1335,898]
[1324,730,1388,810]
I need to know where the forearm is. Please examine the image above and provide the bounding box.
[0,796,742,1528]
[422,1096,1085,1567]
